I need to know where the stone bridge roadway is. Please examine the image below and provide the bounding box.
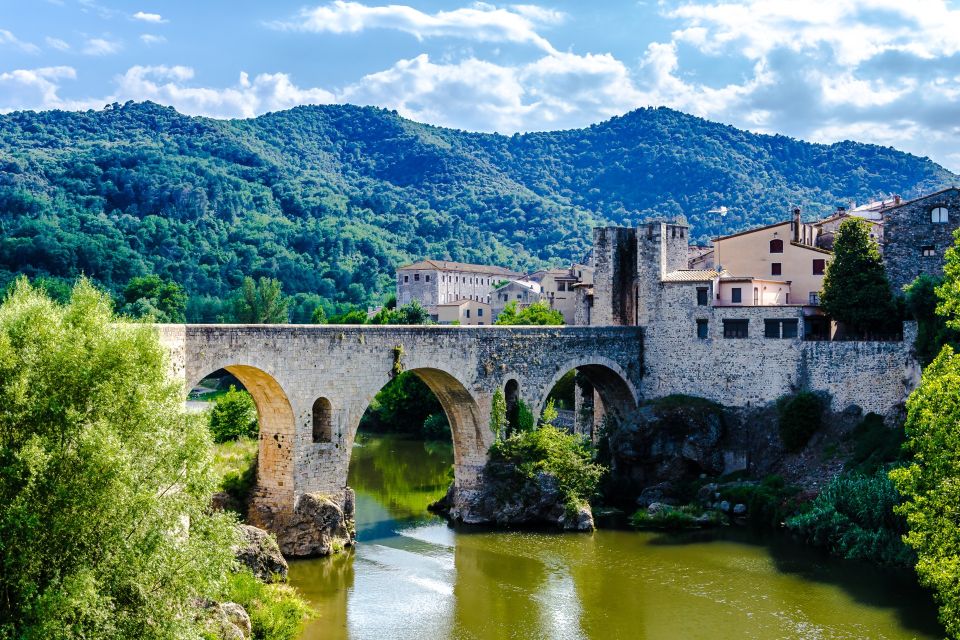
[158,325,643,550]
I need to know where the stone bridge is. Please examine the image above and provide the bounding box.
[158,324,643,553]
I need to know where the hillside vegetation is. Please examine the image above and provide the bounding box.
[0,101,953,316]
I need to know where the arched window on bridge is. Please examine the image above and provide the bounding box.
[313,397,333,443]
[504,379,520,434]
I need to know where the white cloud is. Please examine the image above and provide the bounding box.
[112,66,336,118]
[132,11,167,23]
[0,66,100,113]
[83,37,121,55]
[271,1,559,53]
[140,34,166,45]
[45,36,70,51]
[0,29,40,54]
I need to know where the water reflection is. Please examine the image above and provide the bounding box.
[290,435,942,640]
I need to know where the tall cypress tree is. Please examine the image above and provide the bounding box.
[820,218,898,336]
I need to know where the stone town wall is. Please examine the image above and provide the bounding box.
[883,188,960,292]
[640,280,919,415]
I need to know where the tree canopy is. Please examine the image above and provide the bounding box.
[233,276,289,324]
[820,218,898,336]
[494,301,564,325]
[0,278,237,639]
[119,274,186,322]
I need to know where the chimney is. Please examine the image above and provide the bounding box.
[793,207,801,243]
[894,194,902,205]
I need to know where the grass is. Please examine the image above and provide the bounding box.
[221,569,314,640]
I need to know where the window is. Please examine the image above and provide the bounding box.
[765,319,799,339]
[425,275,430,282]
[696,287,708,306]
[932,207,949,223]
[922,245,936,257]
[517,294,522,299]
[753,288,759,305]
[696,319,708,339]
[414,273,420,282]
[723,319,749,338]
[558,282,567,292]
[771,262,782,276]
[770,239,784,253]
[478,308,484,317]
[312,397,333,443]
[404,275,409,283]
[812,259,825,275]
[465,309,470,319]
[731,287,742,303]
[809,292,820,305]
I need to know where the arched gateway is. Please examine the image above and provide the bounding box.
[159,324,643,554]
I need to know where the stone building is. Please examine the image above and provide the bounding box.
[527,263,594,324]
[396,260,521,318]
[490,280,544,321]
[882,187,960,292]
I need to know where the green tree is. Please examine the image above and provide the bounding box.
[904,274,960,365]
[937,231,960,331]
[539,398,559,427]
[890,346,960,637]
[0,278,237,639]
[820,218,898,336]
[119,274,187,322]
[370,300,431,325]
[494,301,564,326]
[310,304,328,324]
[233,277,290,324]
[209,386,259,442]
[327,309,368,324]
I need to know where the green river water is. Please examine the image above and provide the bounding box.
[289,435,943,640]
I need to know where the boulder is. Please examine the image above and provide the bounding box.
[249,488,356,558]
[733,503,747,516]
[636,481,679,507]
[205,602,252,640]
[234,524,288,583]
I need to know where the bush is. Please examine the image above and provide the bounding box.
[787,470,913,567]
[210,386,259,442]
[222,570,313,640]
[488,425,605,510]
[422,412,450,440]
[212,437,259,517]
[630,504,722,529]
[508,398,536,434]
[0,278,238,639]
[777,391,825,452]
[718,475,799,529]
[846,412,905,474]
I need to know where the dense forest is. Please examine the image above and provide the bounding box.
[0,100,954,318]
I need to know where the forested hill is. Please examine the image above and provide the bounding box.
[0,101,954,316]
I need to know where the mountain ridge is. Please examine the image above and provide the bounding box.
[0,100,953,316]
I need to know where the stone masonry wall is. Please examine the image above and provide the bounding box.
[884,187,960,292]
[641,281,919,414]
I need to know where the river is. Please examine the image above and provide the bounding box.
[289,435,942,640]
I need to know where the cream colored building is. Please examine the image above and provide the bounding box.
[435,299,492,325]
[528,263,594,324]
[713,209,831,305]
[814,210,884,252]
[715,276,791,306]
[491,280,544,321]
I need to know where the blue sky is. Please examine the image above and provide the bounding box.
[2,0,960,171]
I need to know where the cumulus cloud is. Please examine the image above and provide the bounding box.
[132,11,167,23]
[140,34,166,45]
[0,29,40,54]
[83,37,122,55]
[271,1,560,53]
[0,66,98,112]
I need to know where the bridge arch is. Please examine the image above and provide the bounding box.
[188,364,296,513]
[350,366,489,490]
[536,356,639,438]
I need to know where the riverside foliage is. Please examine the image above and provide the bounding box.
[0,101,951,317]
[0,279,239,639]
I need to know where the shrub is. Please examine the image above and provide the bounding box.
[0,278,238,639]
[630,504,722,529]
[508,398,536,434]
[210,386,259,442]
[422,412,450,440]
[777,391,825,452]
[718,475,800,529]
[787,470,912,567]
[222,570,313,640]
[488,425,605,510]
[846,412,905,474]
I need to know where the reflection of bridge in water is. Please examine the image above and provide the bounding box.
[159,324,643,553]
